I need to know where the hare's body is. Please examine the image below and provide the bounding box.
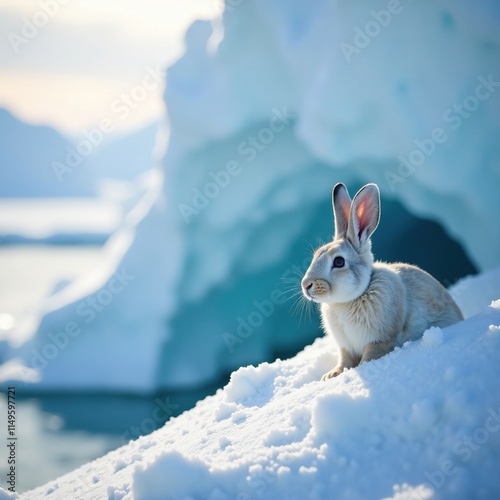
[321,261,463,373]
[302,183,463,380]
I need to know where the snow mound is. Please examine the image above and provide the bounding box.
[16,270,500,500]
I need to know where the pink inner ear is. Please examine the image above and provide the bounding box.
[356,203,366,221]
[355,193,372,236]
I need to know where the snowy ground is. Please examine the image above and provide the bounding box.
[6,266,499,500]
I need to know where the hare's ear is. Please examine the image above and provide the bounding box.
[332,183,351,238]
[348,183,380,248]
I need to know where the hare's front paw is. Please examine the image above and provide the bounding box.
[321,366,344,381]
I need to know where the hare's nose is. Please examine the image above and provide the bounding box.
[302,279,313,290]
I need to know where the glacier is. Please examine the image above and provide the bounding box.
[1,0,499,393]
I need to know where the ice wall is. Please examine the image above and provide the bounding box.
[3,0,499,393]
[166,1,500,271]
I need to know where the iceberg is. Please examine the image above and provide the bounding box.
[2,0,499,393]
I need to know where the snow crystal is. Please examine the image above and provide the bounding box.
[421,327,444,348]
[224,363,276,406]
[214,401,238,422]
[113,459,127,473]
[387,483,433,500]
[133,451,212,500]
[486,324,500,337]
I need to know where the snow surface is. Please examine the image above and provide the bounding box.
[9,267,500,500]
[2,0,500,392]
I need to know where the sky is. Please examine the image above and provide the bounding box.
[0,0,218,136]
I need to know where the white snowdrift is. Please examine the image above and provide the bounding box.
[12,268,500,500]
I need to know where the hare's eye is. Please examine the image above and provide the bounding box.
[333,256,345,268]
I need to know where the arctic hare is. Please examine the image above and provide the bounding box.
[301,183,463,380]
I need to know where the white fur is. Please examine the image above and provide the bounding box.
[301,183,464,380]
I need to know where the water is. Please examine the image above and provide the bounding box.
[0,384,226,493]
[0,244,227,493]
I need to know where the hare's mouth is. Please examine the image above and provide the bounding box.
[302,278,329,302]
